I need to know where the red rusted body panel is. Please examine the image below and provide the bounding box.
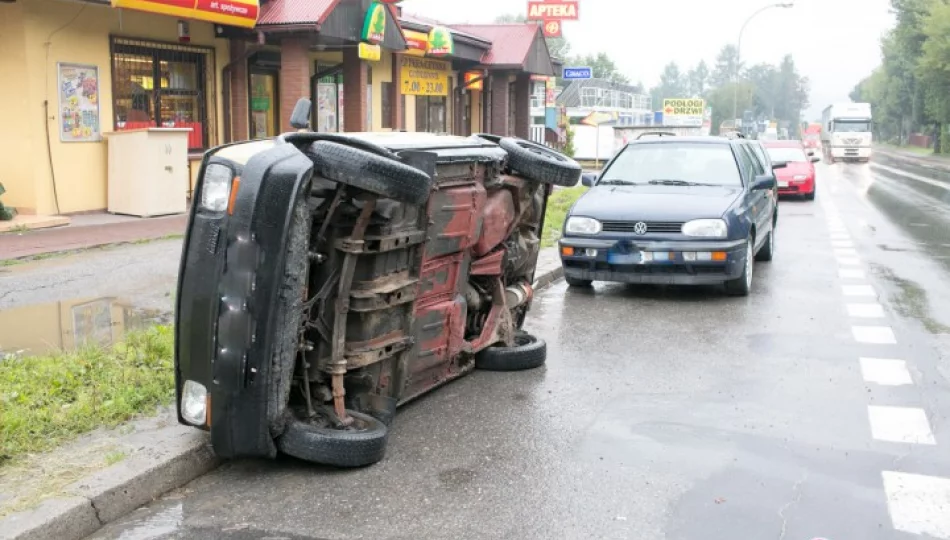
[473,188,516,257]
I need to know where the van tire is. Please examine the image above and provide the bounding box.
[475,333,547,371]
[499,137,582,187]
[278,411,389,468]
[306,141,433,205]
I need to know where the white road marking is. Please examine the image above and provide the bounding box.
[852,325,897,344]
[860,358,913,386]
[868,406,936,444]
[847,303,886,318]
[837,256,862,266]
[871,161,950,192]
[882,471,950,538]
[833,240,854,248]
[835,248,859,257]
[839,268,866,279]
[843,284,876,297]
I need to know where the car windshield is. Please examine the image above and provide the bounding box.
[834,121,870,132]
[600,142,741,187]
[766,147,808,162]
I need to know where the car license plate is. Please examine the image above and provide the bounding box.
[778,180,789,187]
[607,251,642,265]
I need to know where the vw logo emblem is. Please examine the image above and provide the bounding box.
[633,222,648,235]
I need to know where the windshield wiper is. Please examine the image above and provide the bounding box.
[648,179,704,186]
[598,179,640,186]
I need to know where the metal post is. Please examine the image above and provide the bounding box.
[733,2,794,128]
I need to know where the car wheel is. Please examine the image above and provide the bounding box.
[306,141,433,205]
[277,411,388,468]
[475,332,547,371]
[266,193,311,436]
[471,133,503,145]
[804,189,816,201]
[755,228,774,262]
[565,276,593,288]
[725,238,754,296]
[499,137,582,187]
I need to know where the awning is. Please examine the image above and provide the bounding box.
[110,0,259,29]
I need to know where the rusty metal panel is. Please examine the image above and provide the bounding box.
[423,183,486,259]
[416,252,466,308]
[404,296,467,401]
[472,188,516,257]
[470,250,505,276]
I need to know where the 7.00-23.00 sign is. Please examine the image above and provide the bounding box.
[403,80,445,95]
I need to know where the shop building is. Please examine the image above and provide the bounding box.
[0,0,559,218]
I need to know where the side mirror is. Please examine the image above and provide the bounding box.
[581,173,597,187]
[810,155,821,163]
[771,161,788,170]
[751,175,777,191]
[290,98,312,130]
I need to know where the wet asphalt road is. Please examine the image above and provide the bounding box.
[7,159,950,539]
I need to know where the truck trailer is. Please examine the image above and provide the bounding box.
[821,103,872,163]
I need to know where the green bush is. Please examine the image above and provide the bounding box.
[0,182,15,221]
[541,185,587,248]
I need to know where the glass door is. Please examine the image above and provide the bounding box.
[249,70,279,139]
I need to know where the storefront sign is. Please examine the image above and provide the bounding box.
[111,0,259,29]
[427,26,454,56]
[662,98,705,116]
[358,42,382,61]
[58,63,101,142]
[463,71,484,91]
[542,20,562,38]
[361,1,387,44]
[527,1,579,21]
[401,57,450,96]
[403,30,428,57]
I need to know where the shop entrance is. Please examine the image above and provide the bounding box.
[249,69,279,139]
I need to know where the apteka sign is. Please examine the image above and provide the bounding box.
[526,1,579,21]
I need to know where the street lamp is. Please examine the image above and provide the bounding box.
[733,1,794,129]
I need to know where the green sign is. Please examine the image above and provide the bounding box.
[361,2,387,44]
[250,96,270,111]
[428,26,454,56]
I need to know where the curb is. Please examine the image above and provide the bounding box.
[1,426,218,540]
[1,259,565,540]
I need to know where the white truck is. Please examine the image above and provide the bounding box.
[821,102,872,163]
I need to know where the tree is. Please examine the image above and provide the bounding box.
[649,62,687,107]
[574,52,630,85]
[706,82,755,134]
[710,45,741,89]
[687,60,709,97]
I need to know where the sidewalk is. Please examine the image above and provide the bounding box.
[0,213,187,261]
[873,145,950,173]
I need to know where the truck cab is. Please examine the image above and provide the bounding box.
[821,103,872,163]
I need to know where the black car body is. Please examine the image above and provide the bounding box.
[560,136,784,295]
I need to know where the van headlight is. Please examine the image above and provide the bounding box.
[565,216,602,235]
[200,164,234,212]
[180,380,208,426]
[682,219,727,238]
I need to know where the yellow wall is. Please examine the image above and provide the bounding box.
[369,50,394,131]
[0,0,228,215]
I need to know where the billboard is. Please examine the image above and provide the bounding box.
[662,98,705,127]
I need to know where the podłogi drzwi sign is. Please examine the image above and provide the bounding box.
[401,57,450,96]
[662,98,705,127]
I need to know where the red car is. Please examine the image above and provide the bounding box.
[762,140,820,200]
[802,123,822,151]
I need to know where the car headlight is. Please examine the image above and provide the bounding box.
[793,175,808,181]
[682,219,727,238]
[565,216,602,235]
[180,380,208,426]
[200,163,234,212]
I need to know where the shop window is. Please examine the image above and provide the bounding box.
[111,38,215,151]
[381,82,393,129]
[416,96,447,133]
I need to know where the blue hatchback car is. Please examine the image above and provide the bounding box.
[560,136,785,296]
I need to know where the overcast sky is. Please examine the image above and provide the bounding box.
[399,0,895,119]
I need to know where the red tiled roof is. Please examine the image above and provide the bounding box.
[449,24,542,66]
[258,0,339,26]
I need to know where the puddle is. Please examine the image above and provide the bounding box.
[0,297,169,358]
[872,265,950,334]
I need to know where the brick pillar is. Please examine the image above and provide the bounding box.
[490,73,509,136]
[343,46,367,133]
[229,39,248,142]
[391,54,403,130]
[279,37,310,131]
[514,73,531,140]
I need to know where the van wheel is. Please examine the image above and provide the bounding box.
[306,141,433,205]
[475,333,547,371]
[499,137,582,187]
[277,411,388,468]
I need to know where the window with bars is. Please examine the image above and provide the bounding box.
[110,38,216,151]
